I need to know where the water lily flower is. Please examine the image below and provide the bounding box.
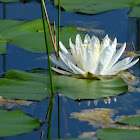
[50,34,139,76]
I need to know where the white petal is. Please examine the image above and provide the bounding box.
[95,45,116,74]
[84,34,91,44]
[108,58,139,75]
[94,60,104,75]
[84,44,94,72]
[59,41,69,54]
[75,34,85,69]
[106,42,126,71]
[51,67,72,75]
[90,36,100,64]
[75,34,84,55]
[59,41,76,64]
[67,61,85,74]
[101,38,117,72]
[111,38,117,54]
[100,34,110,52]
[75,34,81,46]
[59,52,85,74]
[103,57,133,75]
[69,38,78,64]
[50,54,72,72]
[76,34,83,49]
[120,58,139,71]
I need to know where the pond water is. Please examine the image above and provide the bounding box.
[0,0,140,140]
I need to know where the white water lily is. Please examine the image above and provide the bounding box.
[50,34,139,76]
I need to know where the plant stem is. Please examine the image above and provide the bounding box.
[42,0,58,59]
[3,54,6,72]
[41,0,54,94]
[3,3,6,72]
[58,94,60,138]
[47,95,54,139]
[54,21,56,47]
[3,3,6,19]
[58,0,61,53]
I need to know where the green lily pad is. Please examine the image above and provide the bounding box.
[97,128,140,140]
[0,70,128,100]
[53,75,128,100]
[0,19,85,54]
[129,6,140,18]
[97,115,140,140]
[0,70,52,101]
[50,139,91,140]
[54,0,140,18]
[0,0,20,2]
[0,109,40,137]
[118,116,140,126]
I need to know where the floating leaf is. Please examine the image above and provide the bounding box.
[118,115,140,126]
[53,0,140,18]
[54,75,128,100]
[97,128,140,140]
[97,114,140,140]
[50,139,91,140]
[0,19,85,54]
[0,70,52,101]
[129,7,140,18]
[0,70,128,100]
[0,0,20,2]
[0,109,40,137]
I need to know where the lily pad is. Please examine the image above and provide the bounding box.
[54,0,140,18]
[128,6,140,18]
[97,128,140,140]
[97,114,140,140]
[0,19,85,54]
[118,116,140,126]
[0,0,20,2]
[0,109,40,137]
[0,70,52,101]
[0,70,128,100]
[54,75,128,100]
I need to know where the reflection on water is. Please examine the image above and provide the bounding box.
[78,96,117,107]
[71,108,117,128]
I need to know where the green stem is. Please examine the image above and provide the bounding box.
[3,54,6,72]
[3,3,7,72]
[58,0,61,53]
[41,0,54,94]
[3,3,6,19]
[137,19,140,51]
[47,95,54,139]
[58,94,60,138]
